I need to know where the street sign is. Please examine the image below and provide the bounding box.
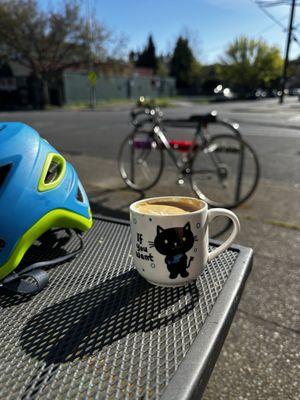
[87,71,97,87]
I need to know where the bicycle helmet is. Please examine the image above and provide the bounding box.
[0,122,93,293]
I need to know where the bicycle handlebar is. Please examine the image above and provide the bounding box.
[130,108,239,135]
[131,108,150,119]
[131,106,163,127]
[132,116,159,128]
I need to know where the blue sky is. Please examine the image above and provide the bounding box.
[39,0,300,63]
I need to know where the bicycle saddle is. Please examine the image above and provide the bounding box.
[189,111,218,124]
[164,112,218,127]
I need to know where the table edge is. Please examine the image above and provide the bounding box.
[161,247,253,400]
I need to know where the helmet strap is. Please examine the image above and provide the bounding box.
[1,229,83,295]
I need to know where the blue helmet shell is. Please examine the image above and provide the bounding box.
[0,122,92,280]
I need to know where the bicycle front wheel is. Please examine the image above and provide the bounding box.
[118,131,164,191]
[190,134,260,208]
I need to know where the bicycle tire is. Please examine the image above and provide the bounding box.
[190,133,260,209]
[118,130,164,191]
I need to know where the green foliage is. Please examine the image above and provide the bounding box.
[0,0,109,106]
[199,64,221,94]
[288,58,300,81]
[156,55,169,77]
[170,36,201,89]
[136,96,173,108]
[135,35,157,70]
[218,36,283,93]
[191,59,202,83]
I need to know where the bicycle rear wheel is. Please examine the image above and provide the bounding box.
[190,134,260,208]
[118,131,164,191]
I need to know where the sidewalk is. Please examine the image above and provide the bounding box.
[228,97,300,131]
[67,152,300,400]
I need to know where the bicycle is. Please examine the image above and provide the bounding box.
[118,107,260,209]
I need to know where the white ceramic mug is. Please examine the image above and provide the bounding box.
[130,196,240,287]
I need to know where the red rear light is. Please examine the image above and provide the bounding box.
[169,140,198,152]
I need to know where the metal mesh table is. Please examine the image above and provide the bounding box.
[0,216,252,400]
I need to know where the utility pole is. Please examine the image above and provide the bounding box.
[87,0,96,109]
[279,0,296,104]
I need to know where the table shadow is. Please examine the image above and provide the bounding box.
[19,270,199,397]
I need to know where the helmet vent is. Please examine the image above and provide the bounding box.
[45,160,60,184]
[0,163,12,188]
[38,153,66,192]
[77,187,84,202]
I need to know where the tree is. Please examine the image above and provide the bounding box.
[287,57,300,86]
[129,50,137,65]
[156,55,169,77]
[199,64,221,94]
[218,36,283,95]
[135,35,157,70]
[0,0,109,106]
[170,36,201,90]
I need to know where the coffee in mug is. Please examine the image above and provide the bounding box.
[134,198,199,215]
[130,196,240,287]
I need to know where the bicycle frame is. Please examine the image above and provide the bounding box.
[129,110,251,206]
[153,124,220,176]
[154,121,246,204]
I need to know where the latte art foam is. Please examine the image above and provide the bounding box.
[135,200,201,216]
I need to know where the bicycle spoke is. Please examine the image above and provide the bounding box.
[130,142,135,183]
[118,131,164,191]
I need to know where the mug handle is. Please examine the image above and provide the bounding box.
[207,208,240,263]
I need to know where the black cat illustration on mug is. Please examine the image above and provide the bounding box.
[150,222,196,279]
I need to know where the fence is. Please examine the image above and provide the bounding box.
[63,72,176,104]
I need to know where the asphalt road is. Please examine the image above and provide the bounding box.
[1,98,300,185]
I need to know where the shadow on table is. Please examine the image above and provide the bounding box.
[19,270,199,396]
[21,270,199,362]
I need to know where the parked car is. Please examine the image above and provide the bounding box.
[255,88,267,99]
[213,84,236,101]
[288,87,300,96]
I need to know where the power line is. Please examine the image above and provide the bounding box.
[257,0,300,6]
[204,2,296,59]
[252,0,300,46]
[252,0,288,29]
[204,14,289,59]
[251,0,299,104]
[257,14,289,34]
